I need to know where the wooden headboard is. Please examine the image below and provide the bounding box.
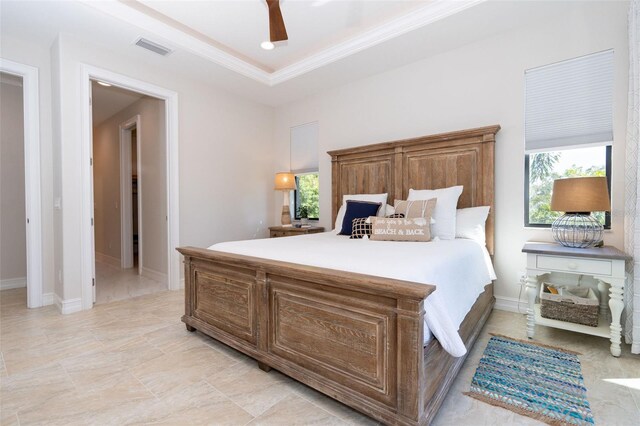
[328,125,500,255]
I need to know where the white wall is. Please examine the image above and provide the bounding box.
[272,1,629,307]
[0,77,27,283]
[92,113,121,264]
[52,34,274,302]
[0,36,56,299]
[92,96,167,277]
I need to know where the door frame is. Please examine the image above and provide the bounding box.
[80,64,180,310]
[0,58,44,308]
[119,115,142,271]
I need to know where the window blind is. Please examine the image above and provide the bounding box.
[525,49,614,153]
[290,122,319,172]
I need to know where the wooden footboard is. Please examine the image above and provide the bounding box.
[178,246,493,425]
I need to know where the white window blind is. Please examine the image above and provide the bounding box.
[290,122,319,172]
[525,49,614,153]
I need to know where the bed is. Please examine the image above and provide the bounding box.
[177,124,500,425]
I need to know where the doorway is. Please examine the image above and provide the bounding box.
[1,72,27,297]
[0,59,43,309]
[118,115,142,273]
[80,65,179,310]
[91,80,168,304]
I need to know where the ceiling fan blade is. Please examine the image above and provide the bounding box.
[266,0,288,42]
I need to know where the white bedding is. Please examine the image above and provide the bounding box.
[209,232,496,357]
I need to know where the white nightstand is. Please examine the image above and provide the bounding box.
[522,242,630,357]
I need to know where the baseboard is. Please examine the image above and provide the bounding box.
[141,266,167,284]
[95,251,121,268]
[42,292,55,306]
[54,293,82,314]
[1,277,27,290]
[494,295,525,314]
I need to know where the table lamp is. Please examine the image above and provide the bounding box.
[274,172,296,226]
[550,176,611,248]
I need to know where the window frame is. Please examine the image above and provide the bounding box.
[293,171,319,221]
[524,145,612,229]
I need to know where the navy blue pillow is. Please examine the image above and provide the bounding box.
[339,200,382,235]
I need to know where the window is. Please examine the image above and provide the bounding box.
[290,121,319,220]
[294,172,319,220]
[525,146,611,227]
[524,50,613,227]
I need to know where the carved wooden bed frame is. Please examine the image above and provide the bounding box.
[177,125,500,425]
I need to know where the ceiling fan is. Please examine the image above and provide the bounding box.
[265,0,288,46]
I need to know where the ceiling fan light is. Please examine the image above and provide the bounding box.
[261,41,275,50]
[96,81,112,87]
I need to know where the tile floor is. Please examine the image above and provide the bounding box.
[1,287,638,425]
[95,261,167,305]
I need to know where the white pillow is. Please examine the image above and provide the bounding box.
[456,206,490,245]
[408,186,463,240]
[334,193,388,233]
[385,204,395,216]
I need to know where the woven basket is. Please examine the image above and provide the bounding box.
[540,283,599,327]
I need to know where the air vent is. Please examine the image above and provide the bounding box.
[134,38,172,56]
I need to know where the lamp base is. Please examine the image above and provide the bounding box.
[281,205,292,226]
[551,213,603,248]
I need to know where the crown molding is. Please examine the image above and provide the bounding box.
[78,0,485,87]
[77,0,271,85]
[270,0,486,85]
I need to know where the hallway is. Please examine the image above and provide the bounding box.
[95,261,165,305]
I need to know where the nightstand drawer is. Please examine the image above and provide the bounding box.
[535,255,612,276]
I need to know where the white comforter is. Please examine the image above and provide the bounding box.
[209,232,496,357]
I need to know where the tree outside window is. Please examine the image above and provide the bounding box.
[295,172,319,220]
[526,146,610,227]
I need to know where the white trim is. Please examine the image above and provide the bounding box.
[79,0,485,86]
[119,115,140,270]
[80,64,180,312]
[494,295,524,314]
[0,277,27,290]
[271,0,486,85]
[78,0,270,84]
[0,58,44,309]
[136,118,144,276]
[95,252,121,269]
[55,294,83,315]
[42,292,54,306]
[141,266,167,284]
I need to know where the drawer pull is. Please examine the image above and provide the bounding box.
[567,262,578,270]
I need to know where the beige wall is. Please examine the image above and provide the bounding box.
[92,114,120,263]
[272,1,629,308]
[52,34,274,301]
[0,77,26,282]
[92,96,167,277]
[0,36,56,297]
[2,32,275,303]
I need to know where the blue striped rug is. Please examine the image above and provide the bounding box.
[465,334,594,426]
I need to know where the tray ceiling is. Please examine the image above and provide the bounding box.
[84,0,485,85]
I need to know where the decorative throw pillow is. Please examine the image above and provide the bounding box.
[394,199,437,221]
[408,186,463,240]
[333,193,388,233]
[386,213,405,218]
[350,217,371,239]
[339,200,382,236]
[456,206,490,245]
[350,213,405,239]
[370,217,432,242]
